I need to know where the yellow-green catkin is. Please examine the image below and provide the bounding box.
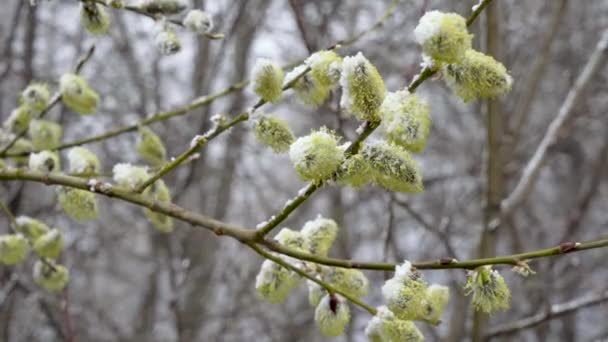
[464,265,511,314]
[339,52,386,122]
[15,216,50,241]
[443,49,513,102]
[306,50,342,89]
[422,284,449,325]
[33,228,64,259]
[57,187,98,222]
[289,128,343,182]
[6,138,33,166]
[33,260,69,292]
[301,215,338,257]
[155,27,181,56]
[255,259,300,304]
[365,306,425,342]
[337,153,372,188]
[380,91,431,153]
[137,127,167,167]
[4,106,34,134]
[67,147,101,176]
[143,180,174,233]
[28,151,61,173]
[251,58,284,103]
[253,115,295,153]
[362,141,423,193]
[183,9,213,35]
[80,1,111,35]
[29,119,63,150]
[307,280,325,307]
[59,73,100,115]
[314,294,351,337]
[112,163,149,190]
[285,65,330,107]
[274,228,307,252]
[0,234,29,265]
[382,261,428,320]
[323,267,369,299]
[414,11,473,64]
[21,82,50,113]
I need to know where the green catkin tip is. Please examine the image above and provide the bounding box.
[59,73,100,115]
[443,49,513,103]
[323,267,369,299]
[340,52,386,122]
[80,2,111,35]
[380,91,431,153]
[67,147,101,176]
[155,27,181,56]
[255,259,300,304]
[314,294,351,337]
[422,284,450,325]
[464,265,511,314]
[28,151,61,173]
[337,153,371,188]
[21,82,50,113]
[137,127,167,166]
[15,216,50,241]
[382,261,429,320]
[285,65,331,107]
[33,228,64,259]
[289,128,343,182]
[362,141,423,193]
[253,115,295,153]
[29,119,63,150]
[414,11,473,64]
[0,234,29,265]
[365,306,425,342]
[33,260,69,292]
[301,215,339,257]
[251,58,284,103]
[4,106,34,134]
[57,186,98,222]
[143,180,174,233]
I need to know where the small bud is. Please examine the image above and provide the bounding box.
[33,228,64,259]
[28,151,61,173]
[307,280,325,307]
[365,306,424,342]
[380,91,431,153]
[137,126,167,166]
[362,141,423,193]
[337,154,372,188]
[4,106,34,134]
[323,267,369,299]
[285,65,330,107]
[443,49,512,102]
[33,260,69,292]
[340,52,386,122]
[301,215,338,257]
[289,128,343,182]
[112,163,149,190]
[305,50,342,89]
[21,82,50,112]
[559,241,580,253]
[183,9,213,35]
[59,73,100,114]
[251,58,284,103]
[421,284,449,325]
[0,234,29,265]
[140,0,186,15]
[15,216,50,241]
[80,2,111,35]
[253,115,295,153]
[414,11,473,64]
[57,186,99,222]
[143,180,174,233]
[67,147,101,176]
[255,259,300,304]
[382,261,428,320]
[464,265,511,314]
[155,27,181,56]
[314,294,351,337]
[29,120,63,150]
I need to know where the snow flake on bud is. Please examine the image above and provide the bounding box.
[80,2,111,35]
[464,266,511,314]
[155,27,182,56]
[307,280,325,307]
[414,11,472,64]
[323,267,369,299]
[289,128,343,182]
[362,141,423,193]
[140,0,186,15]
[68,147,100,176]
[380,91,431,153]
[314,294,351,337]
[29,120,63,150]
[28,151,61,173]
[143,180,174,232]
[59,73,100,115]
[253,115,294,153]
[306,50,342,89]
[0,234,29,265]
[285,65,330,107]
[382,261,428,320]
[33,228,64,259]
[15,216,50,241]
[421,284,449,325]
[365,306,424,342]
[251,58,284,103]
[137,126,167,166]
[4,106,34,134]
[340,52,386,122]
[21,82,50,112]
[255,259,300,304]
[183,9,213,35]
[112,163,149,190]
[301,215,338,257]
[57,187,99,222]
[337,154,372,188]
[33,260,69,292]
[443,49,512,102]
